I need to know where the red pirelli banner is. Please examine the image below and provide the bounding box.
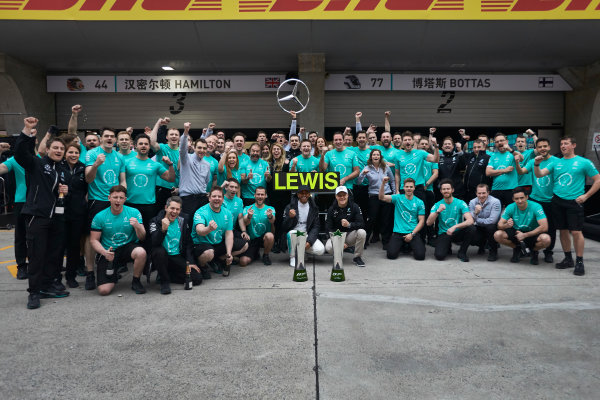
[0,0,599,20]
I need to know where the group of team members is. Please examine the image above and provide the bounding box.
[3,106,599,310]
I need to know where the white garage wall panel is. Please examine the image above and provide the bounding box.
[56,92,290,130]
[325,91,564,128]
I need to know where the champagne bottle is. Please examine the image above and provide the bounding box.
[55,192,65,214]
[106,247,114,276]
[184,261,193,290]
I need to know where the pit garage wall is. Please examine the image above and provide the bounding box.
[56,90,564,138]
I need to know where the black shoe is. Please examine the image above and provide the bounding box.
[477,247,486,255]
[370,235,380,244]
[263,254,272,266]
[544,251,554,263]
[222,263,231,277]
[353,256,366,267]
[131,278,146,294]
[40,287,70,298]
[487,250,498,262]
[16,266,28,280]
[117,265,128,274]
[27,292,40,309]
[208,261,222,274]
[555,257,574,269]
[201,268,211,280]
[458,252,469,262]
[66,277,79,288]
[427,238,437,247]
[271,244,281,254]
[530,251,539,265]
[53,279,67,292]
[344,246,355,254]
[85,273,96,290]
[160,281,171,295]
[382,243,388,251]
[510,248,521,263]
[573,260,585,276]
[76,266,86,277]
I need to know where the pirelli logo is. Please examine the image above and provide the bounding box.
[1,0,598,19]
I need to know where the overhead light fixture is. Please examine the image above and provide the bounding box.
[162,66,175,71]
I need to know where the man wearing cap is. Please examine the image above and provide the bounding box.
[325,186,367,267]
[281,185,325,267]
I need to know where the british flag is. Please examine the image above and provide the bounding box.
[265,77,280,88]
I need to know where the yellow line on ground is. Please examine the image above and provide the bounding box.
[6,264,17,278]
[0,259,16,264]
[0,245,14,251]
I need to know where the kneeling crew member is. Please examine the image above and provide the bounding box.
[380,177,426,260]
[427,179,475,262]
[325,186,367,267]
[493,187,551,265]
[239,187,276,266]
[149,196,200,294]
[90,185,148,296]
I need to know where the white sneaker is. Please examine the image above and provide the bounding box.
[289,257,295,267]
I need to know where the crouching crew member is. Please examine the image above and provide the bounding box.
[149,196,200,294]
[493,187,551,265]
[90,185,148,296]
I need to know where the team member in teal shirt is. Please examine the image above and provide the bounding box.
[350,131,372,219]
[239,187,276,266]
[149,117,182,210]
[222,178,245,232]
[427,179,475,262]
[494,187,551,265]
[394,131,439,201]
[514,134,536,188]
[516,138,558,263]
[320,132,360,190]
[192,187,248,278]
[125,134,175,267]
[241,143,271,206]
[84,128,127,287]
[217,150,243,187]
[486,133,519,207]
[117,130,137,163]
[90,185,147,296]
[379,177,426,260]
[291,140,320,172]
[0,156,28,279]
[535,136,600,275]
[149,196,200,294]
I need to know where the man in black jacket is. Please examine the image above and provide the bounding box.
[149,196,200,294]
[281,186,325,267]
[437,137,467,200]
[463,139,491,202]
[324,186,367,267]
[15,117,70,309]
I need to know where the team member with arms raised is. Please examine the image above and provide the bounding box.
[179,123,213,218]
[149,117,181,210]
[427,179,475,262]
[320,132,360,195]
[486,133,518,208]
[394,131,439,202]
[379,177,426,261]
[241,143,271,206]
[16,118,70,309]
[493,187,551,265]
[239,187,276,266]
[291,139,320,173]
[535,136,600,275]
[90,185,147,295]
[191,187,248,278]
[149,196,200,294]
[84,127,127,290]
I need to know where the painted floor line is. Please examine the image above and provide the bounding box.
[6,264,17,278]
[0,245,14,251]
[0,259,16,264]
[318,292,600,312]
